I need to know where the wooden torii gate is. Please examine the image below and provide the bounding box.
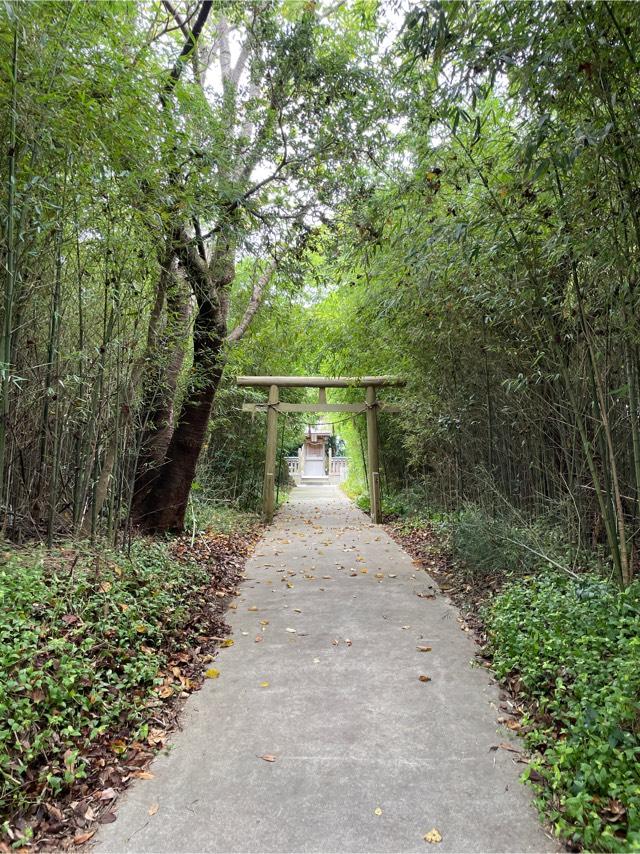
[237,376,404,523]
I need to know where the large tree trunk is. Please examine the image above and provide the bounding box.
[132,232,233,532]
[132,271,192,513]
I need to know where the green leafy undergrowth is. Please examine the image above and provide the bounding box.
[347,487,417,519]
[186,493,262,534]
[448,505,604,584]
[0,524,258,846]
[486,574,640,851]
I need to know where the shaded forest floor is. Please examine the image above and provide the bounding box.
[0,515,261,851]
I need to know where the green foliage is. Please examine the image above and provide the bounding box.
[450,508,545,578]
[275,0,640,584]
[352,487,429,520]
[447,506,593,582]
[0,0,390,538]
[0,539,211,820]
[186,493,261,533]
[486,575,640,851]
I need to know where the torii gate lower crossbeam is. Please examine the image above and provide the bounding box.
[237,376,404,523]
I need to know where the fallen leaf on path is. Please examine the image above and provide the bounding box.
[286,627,296,633]
[205,668,220,679]
[148,803,159,816]
[100,812,117,824]
[132,770,154,780]
[294,608,302,613]
[359,568,368,574]
[417,646,432,652]
[423,829,442,844]
[255,635,263,643]
[374,807,383,816]
[221,638,234,647]
[73,831,96,845]
[248,606,258,611]
[260,681,269,688]
[389,573,397,578]
[375,573,384,579]
[260,620,269,626]
[110,739,127,754]
[259,754,276,762]
[418,675,432,683]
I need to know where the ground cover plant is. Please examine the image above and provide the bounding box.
[0,515,259,849]
[486,575,640,852]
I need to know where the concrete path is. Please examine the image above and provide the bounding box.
[97,486,553,854]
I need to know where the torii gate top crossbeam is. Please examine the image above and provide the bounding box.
[237,375,405,388]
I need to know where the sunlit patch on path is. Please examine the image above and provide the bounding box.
[96,486,553,853]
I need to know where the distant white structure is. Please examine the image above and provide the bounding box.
[285,422,348,485]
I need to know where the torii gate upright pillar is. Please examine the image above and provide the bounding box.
[365,384,382,523]
[262,383,279,522]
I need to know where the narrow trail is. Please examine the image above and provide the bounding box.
[97,486,553,853]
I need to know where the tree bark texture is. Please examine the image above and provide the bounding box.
[132,231,234,532]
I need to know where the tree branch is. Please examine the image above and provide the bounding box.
[167,0,213,91]
[226,258,278,344]
[192,216,207,262]
[218,16,232,81]
[162,0,202,81]
[162,1,191,43]
[231,36,251,87]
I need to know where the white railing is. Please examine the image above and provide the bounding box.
[286,455,348,481]
[330,457,348,482]
[285,457,300,476]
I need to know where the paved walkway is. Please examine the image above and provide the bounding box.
[97,486,553,853]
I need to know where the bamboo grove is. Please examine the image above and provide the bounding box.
[294,0,640,588]
[2,1,640,586]
[0,0,386,542]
